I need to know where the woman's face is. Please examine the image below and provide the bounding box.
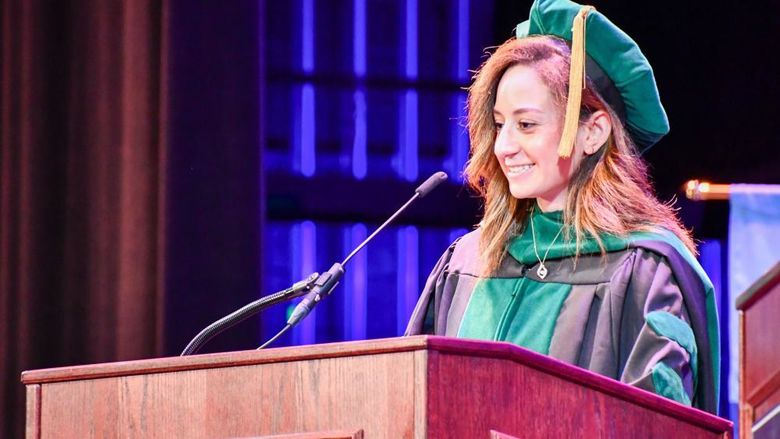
[492,64,587,212]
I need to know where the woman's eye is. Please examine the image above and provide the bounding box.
[518,121,536,130]
[494,120,535,132]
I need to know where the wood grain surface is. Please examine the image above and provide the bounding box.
[427,350,727,438]
[23,336,732,438]
[742,277,780,403]
[738,264,780,437]
[25,385,40,439]
[35,350,418,438]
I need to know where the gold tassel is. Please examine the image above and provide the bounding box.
[557,6,595,158]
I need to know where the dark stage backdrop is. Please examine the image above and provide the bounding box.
[2,0,780,437]
[1,0,261,437]
[1,1,166,437]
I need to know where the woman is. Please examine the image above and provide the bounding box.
[405,0,719,414]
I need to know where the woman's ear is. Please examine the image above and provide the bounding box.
[581,110,612,155]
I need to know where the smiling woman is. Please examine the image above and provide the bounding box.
[406,0,721,416]
[492,62,610,212]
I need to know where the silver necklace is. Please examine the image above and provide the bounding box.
[529,212,565,279]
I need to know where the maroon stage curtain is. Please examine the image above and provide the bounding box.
[1,1,166,436]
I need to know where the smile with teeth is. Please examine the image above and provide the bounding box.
[506,163,535,176]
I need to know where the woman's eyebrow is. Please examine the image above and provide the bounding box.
[493,106,543,116]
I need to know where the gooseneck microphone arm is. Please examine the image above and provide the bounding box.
[275,171,449,341]
[180,272,319,356]
[342,195,416,267]
[344,170,448,267]
[181,171,449,355]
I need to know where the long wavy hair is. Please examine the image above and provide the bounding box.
[465,36,695,275]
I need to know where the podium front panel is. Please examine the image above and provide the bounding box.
[23,336,731,438]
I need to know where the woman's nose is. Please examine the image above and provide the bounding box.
[494,125,520,158]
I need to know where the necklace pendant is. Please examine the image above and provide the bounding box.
[537,264,548,279]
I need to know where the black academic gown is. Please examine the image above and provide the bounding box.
[405,227,720,415]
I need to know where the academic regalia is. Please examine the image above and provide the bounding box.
[405,209,720,414]
[403,0,720,415]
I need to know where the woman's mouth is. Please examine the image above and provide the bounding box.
[506,163,535,177]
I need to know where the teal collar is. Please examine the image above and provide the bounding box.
[507,207,631,266]
[506,207,698,268]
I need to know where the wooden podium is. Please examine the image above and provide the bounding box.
[737,261,780,439]
[22,336,731,438]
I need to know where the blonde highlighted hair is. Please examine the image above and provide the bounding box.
[465,36,695,275]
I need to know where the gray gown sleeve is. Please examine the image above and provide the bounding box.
[404,239,459,336]
[618,249,698,406]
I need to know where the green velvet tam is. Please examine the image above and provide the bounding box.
[515,0,669,150]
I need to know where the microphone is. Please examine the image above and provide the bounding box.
[180,272,319,355]
[285,171,448,328]
[415,171,448,198]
